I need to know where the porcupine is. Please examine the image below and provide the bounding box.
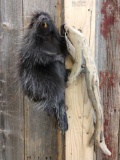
[18,11,68,131]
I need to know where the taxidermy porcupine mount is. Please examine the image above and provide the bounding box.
[18,11,68,132]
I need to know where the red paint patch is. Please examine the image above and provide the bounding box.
[101,1,120,39]
[104,118,109,126]
[99,71,118,89]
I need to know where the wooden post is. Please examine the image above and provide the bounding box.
[22,0,65,160]
[95,0,120,160]
[0,0,65,160]
[0,0,24,160]
[64,0,95,160]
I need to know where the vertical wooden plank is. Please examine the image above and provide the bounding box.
[95,0,120,160]
[0,0,24,160]
[22,1,65,160]
[56,1,66,160]
[65,0,95,160]
[119,122,120,160]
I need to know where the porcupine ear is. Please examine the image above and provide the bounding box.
[28,11,40,29]
[28,20,34,29]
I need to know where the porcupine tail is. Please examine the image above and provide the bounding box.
[55,100,68,132]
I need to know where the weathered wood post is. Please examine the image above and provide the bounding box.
[95,0,120,160]
[0,0,24,160]
[0,0,65,160]
[22,1,65,160]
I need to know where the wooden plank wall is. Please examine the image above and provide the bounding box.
[1,0,120,160]
[0,0,64,160]
[22,1,63,160]
[95,0,120,160]
[0,0,24,160]
[64,0,95,160]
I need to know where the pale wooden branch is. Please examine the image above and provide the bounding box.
[64,25,111,156]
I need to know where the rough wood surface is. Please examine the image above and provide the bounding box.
[24,99,58,160]
[64,25,111,156]
[64,0,95,160]
[22,0,65,160]
[95,0,120,160]
[0,0,24,160]
[0,0,65,160]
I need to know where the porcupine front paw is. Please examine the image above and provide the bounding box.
[55,55,65,64]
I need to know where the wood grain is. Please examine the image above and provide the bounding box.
[22,0,65,160]
[0,0,24,160]
[64,0,95,160]
[95,0,120,160]
[0,0,65,160]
